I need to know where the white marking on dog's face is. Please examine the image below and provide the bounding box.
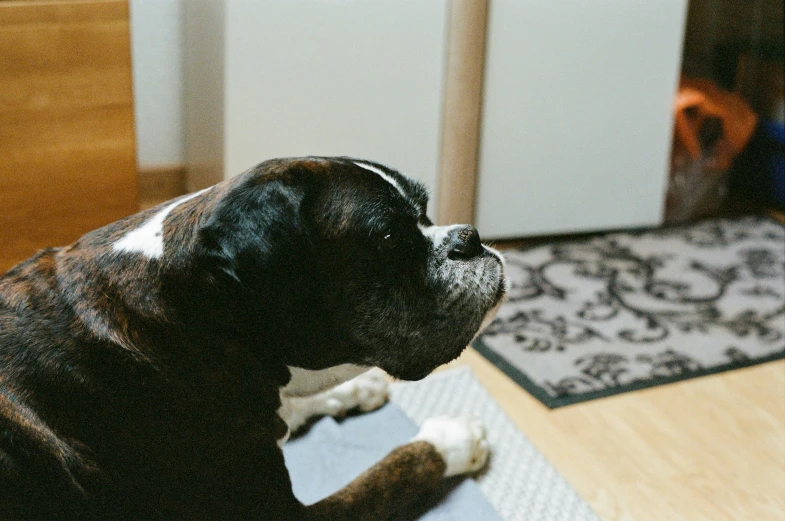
[418,225,505,269]
[283,364,369,397]
[113,188,211,259]
[353,161,408,199]
[418,224,463,249]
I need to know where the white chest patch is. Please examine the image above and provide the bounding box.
[353,161,408,199]
[113,187,212,259]
[283,364,369,397]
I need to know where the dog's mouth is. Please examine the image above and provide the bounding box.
[365,244,507,382]
[400,366,437,381]
[437,247,507,367]
[481,245,508,305]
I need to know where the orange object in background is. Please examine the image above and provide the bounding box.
[666,76,761,223]
[673,76,758,170]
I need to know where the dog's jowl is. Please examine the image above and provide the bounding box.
[0,157,506,520]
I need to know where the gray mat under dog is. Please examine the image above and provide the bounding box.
[474,216,785,408]
[284,399,502,520]
[286,367,599,521]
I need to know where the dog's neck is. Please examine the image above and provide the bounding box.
[50,185,365,396]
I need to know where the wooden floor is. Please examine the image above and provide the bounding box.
[448,349,785,521]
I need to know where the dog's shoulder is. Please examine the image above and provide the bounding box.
[0,249,78,372]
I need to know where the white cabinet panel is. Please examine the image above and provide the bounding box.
[186,0,449,203]
[476,0,688,238]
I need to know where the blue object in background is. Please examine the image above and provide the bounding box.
[728,119,785,212]
[764,119,785,209]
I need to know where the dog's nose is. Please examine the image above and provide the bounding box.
[447,225,483,260]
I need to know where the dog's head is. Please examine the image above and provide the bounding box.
[191,157,505,381]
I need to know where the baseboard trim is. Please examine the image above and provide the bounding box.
[137,165,187,210]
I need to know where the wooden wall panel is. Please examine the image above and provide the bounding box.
[0,0,138,273]
[437,0,488,226]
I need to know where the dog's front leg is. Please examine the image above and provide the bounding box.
[301,416,489,521]
[279,368,389,443]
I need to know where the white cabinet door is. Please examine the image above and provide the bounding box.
[186,0,449,207]
[476,0,688,238]
[229,0,449,202]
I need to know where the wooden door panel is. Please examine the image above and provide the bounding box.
[0,0,138,273]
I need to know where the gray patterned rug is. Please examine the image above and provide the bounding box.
[474,217,785,408]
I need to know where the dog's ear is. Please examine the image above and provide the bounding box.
[195,177,310,291]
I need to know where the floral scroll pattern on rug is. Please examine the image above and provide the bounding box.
[474,217,785,407]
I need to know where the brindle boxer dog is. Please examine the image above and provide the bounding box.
[0,157,506,520]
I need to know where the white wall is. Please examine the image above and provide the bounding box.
[129,0,184,168]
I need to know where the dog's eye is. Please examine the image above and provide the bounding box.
[375,228,399,250]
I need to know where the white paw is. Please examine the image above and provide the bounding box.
[323,368,389,415]
[413,416,490,477]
